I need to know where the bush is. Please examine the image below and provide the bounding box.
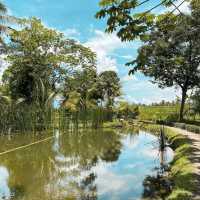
[172,123,200,134]
[185,124,200,134]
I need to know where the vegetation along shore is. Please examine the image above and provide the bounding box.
[0,0,200,199]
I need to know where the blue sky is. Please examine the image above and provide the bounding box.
[2,0,189,104]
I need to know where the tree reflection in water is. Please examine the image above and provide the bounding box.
[0,129,122,200]
[142,132,173,200]
[0,129,173,200]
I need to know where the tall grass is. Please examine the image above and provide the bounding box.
[0,104,112,134]
[57,107,112,131]
[0,103,54,134]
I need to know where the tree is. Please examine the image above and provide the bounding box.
[116,101,139,119]
[3,18,96,108]
[96,0,173,41]
[62,69,121,112]
[191,89,200,117]
[62,68,98,111]
[98,70,121,109]
[96,0,200,121]
[130,13,200,121]
[0,1,17,45]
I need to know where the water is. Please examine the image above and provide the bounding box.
[0,129,173,200]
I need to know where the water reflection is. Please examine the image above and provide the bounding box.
[0,167,10,200]
[0,129,173,200]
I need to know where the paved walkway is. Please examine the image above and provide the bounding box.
[168,127,200,199]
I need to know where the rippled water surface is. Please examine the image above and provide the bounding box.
[0,129,173,200]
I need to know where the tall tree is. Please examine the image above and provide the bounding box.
[98,70,121,109]
[130,13,200,121]
[0,1,17,45]
[191,89,200,117]
[2,18,96,108]
[62,67,98,111]
[96,0,200,121]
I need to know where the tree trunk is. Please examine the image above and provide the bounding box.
[179,88,187,122]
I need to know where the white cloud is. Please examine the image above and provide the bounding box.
[122,95,139,104]
[63,28,80,38]
[157,0,191,15]
[94,163,135,196]
[0,166,10,200]
[84,30,130,73]
[172,0,191,14]
[122,74,181,104]
[164,0,191,15]
[121,74,137,83]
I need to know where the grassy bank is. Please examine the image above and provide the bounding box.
[102,120,197,199]
[143,124,196,200]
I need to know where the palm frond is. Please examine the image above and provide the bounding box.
[0,2,7,14]
[45,92,57,107]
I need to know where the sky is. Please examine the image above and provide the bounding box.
[1,0,189,104]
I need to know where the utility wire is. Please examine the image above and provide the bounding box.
[144,0,188,34]
[170,0,187,15]
[137,0,151,7]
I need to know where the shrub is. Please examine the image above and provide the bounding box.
[172,123,200,134]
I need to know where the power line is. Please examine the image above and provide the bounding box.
[132,0,177,23]
[143,0,169,15]
[170,0,187,15]
[144,0,188,34]
[137,0,151,7]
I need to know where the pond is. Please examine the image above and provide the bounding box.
[0,129,173,200]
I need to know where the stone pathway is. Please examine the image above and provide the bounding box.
[168,127,200,199]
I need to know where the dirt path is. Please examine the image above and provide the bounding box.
[168,127,200,199]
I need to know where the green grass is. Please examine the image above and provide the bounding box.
[143,124,196,200]
[102,120,123,128]
[139,106,180,122]
[139,105,200,124]
[166,128,195,200]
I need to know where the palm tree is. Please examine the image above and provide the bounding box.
[0,1,9,43]
[0,1,16,45]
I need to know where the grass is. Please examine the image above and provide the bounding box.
[139,105,180,122]
[166,129,195,200]
[143,124,196,200]
[0,104,113,134]
[102,120,123,128]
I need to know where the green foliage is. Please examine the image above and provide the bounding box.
[172,122,200,134]
[132,13,200,121]
[190,89,200,116]
[62,67,98,111]
[0,17,118,132]
[62,70,121,114]
[116,101,139,119]
[97,0,200,121]
[98,70,121,108]
[96,0,155,41]
[0,1,17,44]
[3,17,96,107]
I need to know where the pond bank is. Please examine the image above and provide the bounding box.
[167,126,200,199]
[135,123,200,200]
[103,121,199,199]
